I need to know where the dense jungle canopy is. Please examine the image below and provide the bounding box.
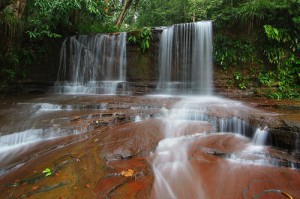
[0,0,299,99]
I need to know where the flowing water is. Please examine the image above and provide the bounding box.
[150,21,299,198]
[0,95,299,198]
[55,32,127,94]
[149,96,282,199]
[0,21,300,198]
[158,21,213,95]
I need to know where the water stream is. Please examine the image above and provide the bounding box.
[149,21,297,198]
[150,96,275,198]
[0,21,299,198]
[55,32,127,94]
[158,21,213,95]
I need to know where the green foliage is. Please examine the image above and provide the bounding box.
[42,168,52,177]
[25,0,106,39]
[128,35,137,43]
[0,0,299,100]
[135,0,190,27]
[233,0,276,31]
[210,0,300,99]
[0,45,39,82]
[264,25,281,42]
[128,27,152,53]
[188,0,222,21]
[77,16,119,34]
[261,23,300,99]
[214,35,254,71]
[1,7,23,39]
[233,72,248,89]
[258,72,276,87]
[0,7,24,83]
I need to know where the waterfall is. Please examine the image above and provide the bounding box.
[253,127,269,145]
[293,133,300,162]
[158,21,213,95]
[55,32,127,95]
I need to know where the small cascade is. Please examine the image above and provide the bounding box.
[151,135,207,198]
[218,117,253,137]
[134,115,142,122]
[33,103,63,111]
[55,32,127,95]
[165,97,255,137]
[158,21,213,95]
[293,133,300,160]
[253,127,269,145]
[151,96,284,197]
[0,128,75,154]
[0,129,44,148]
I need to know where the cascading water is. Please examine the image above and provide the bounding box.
[253,126,269,145]
[293,133,300,161]
[151,21,288,198]
[55,32,127,94]
[0,102,82,155]
[158,21,213,95]
[1,21,299,198]
[151,95,299,198]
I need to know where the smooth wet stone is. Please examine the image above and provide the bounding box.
[98,119,166,161]
[0,95,300,199]
[96,157,153,199]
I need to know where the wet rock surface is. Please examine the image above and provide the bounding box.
[0,94,299,199]
[238,98,300,153]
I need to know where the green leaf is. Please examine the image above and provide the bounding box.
[42,168,52,177]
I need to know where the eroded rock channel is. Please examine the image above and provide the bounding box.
[0,94,299,199]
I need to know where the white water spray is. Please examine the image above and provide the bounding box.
[55,32,127,94]
[158,21,213,95]
[253,127,269,145]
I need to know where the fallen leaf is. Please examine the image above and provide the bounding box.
[32,186,39,191]
[121,169,134,177]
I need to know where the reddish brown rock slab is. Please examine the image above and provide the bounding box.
[98,118,212,161]
[1,94,300,199]
[95,157,153,199]
[190,133,250,157]
[239,98,300,125]
[189,133,300,199]
[191,159,300,199]
[98,119,166,161]
[0,119,164,199]
[162,120,212,137]
[0,129,107,199]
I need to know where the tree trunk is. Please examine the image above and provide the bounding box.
[105,0,108,13]
[115,0,133,27]
[4,0,27,19]
[12,0,26,19]
[1,0,26,19]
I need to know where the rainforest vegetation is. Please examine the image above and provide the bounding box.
[0,0,299,99]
